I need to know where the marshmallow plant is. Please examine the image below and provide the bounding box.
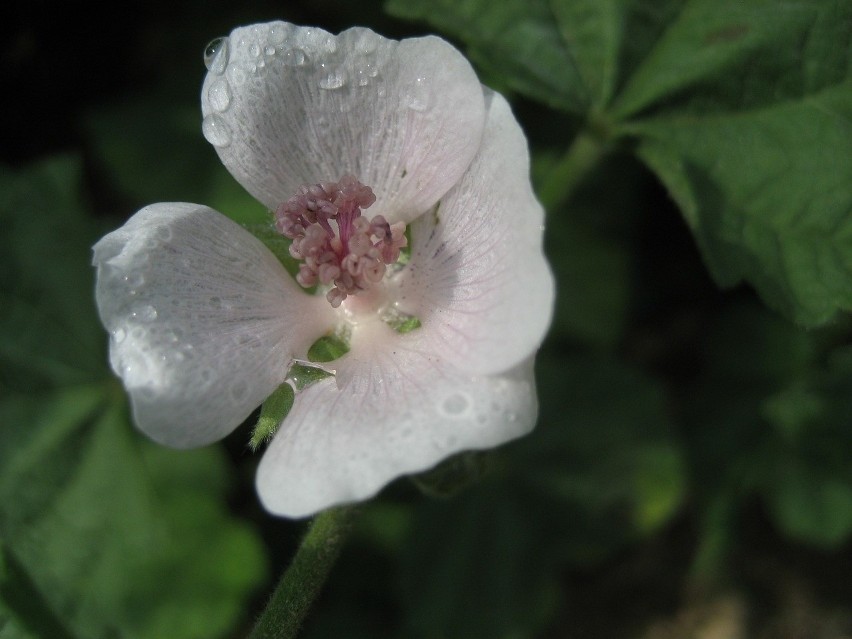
[93,21,553,519]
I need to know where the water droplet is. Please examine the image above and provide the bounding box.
[156,226,173,241]
[265,45,276,56]
[248,42,260,57]
[203,37,229,74]
[112,328,126,343]
[207,79,231,112]
[269,26,286,45]
[406,76,431,112]
[227,62,247,87]
[282,48,306,67]
[202,114,231,147]
[355,69,370,86]
[355,31,378,55]
[441,393,470,416]
[318,67,346,90]
[132,305,158,322]
[123,272,144,288]
[508,412,518,423]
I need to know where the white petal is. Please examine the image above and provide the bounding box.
[256,321,537,518]
[93,203,335,448]
[201,22,485,223]
[394,91,554,375]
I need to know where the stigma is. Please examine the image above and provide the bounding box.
[275,176,407,308]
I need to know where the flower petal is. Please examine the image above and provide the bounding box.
[256,321,537,517]
[395,91,554,376]
[201,22,486,223]
[93,203,335,448]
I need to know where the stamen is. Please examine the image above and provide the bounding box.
[275,176,407,307]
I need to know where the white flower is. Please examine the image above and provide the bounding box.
[92,22,554,518]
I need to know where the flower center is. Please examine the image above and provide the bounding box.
[275,176,407,308]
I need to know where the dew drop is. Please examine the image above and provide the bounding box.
[355,69,370,87]
[207,79,232,112]
[112,328,126,343]
[203,37,229,74]
[265,45,276,56]
[226,62,247,87]
[155,226,173,241]
[282,47,306,66]
[441,393,470,416]
[406,77,431,112]
[356,31,378,55]
[318,68,346,90]
[248,42,260,57]
[132,305,158,322]
[123,272,144,288]
[269,26,286,45]
[202,114,231,147]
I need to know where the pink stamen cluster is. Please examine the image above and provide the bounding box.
[275,175,408,308]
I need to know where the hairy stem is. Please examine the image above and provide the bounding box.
[249,506,358,639]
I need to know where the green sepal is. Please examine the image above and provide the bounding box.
[288,362,333,391]
[308,333,350,363]
[388,314,422,334]
[250,383,295,451]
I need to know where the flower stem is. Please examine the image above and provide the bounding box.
[537,127,608,213]
[249,506,358,639]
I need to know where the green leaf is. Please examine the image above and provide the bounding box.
[549,0,687,108]
[630,82,852,325]
[682,304,852,554]
[617,0,852,324]
[760,347,852,547]
[0,541,76,639]
[0,157,105,392]
[385,0,589,114]
[613,0,851,119]
[0,389,267,639]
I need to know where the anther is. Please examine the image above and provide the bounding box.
[275,176,407,307]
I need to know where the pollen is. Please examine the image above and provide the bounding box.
[275,176,407,307]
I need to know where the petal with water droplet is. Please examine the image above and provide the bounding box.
[395,91,554,376]
[256,321,537,517]
[200,22,486,224]
[93,202,336,448]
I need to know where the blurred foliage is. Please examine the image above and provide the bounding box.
[2,0,851,638]
[0,158,266,638]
